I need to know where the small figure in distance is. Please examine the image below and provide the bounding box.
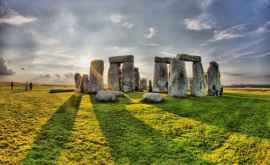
[29,82,33,91]
[11,81,14,90]
[25,81,29,91]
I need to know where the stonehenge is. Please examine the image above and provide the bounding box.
[89,60,104,93]
[207,61,221,96]
[80,74,89,93]
[74,73,81,91]
[108,55,135,92]
[74,54,222,97]
[168,58,188,97]
[153,57,170,92]
[134,67,140,91]
[191,62,207,96]
[139,78,147,91]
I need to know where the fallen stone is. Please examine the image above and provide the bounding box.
[176,54,201,62]
[49,89,74,93]
[141,93,164,103]
[95,90,117,102]
[109,55,134,63]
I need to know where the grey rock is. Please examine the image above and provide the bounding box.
[139,78,147,91]
[109,55,134,63]
[141,93,164,103]
[80,74,89,93]
[148,80,152,92]
[153,62,168,92]
[168,58,188,97]
[154,56,172,64]
[89,60,104,93]
[191,62,207,96]
[122,61,134,92]
[74,73,81,90]
[134,67,140,91]
[176,54,201,62]
[207,61,221,96]
[95,90,117,102]
[108,63,121,91]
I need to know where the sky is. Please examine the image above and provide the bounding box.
[0,0,269,85]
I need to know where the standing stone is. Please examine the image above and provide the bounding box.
[191,62,206,96]
[134,67,140,91]
[108,63,121,91]
[207,61,221,96]
[168,58,188,97]
[89,60,104,93]
[148,80,152,92]
[122,62,134,92]
[80,74,89,93]
[74,73,81,90]
[139,78,147,91]
[153,63,168,92]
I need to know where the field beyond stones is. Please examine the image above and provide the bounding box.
[0,84,270,165]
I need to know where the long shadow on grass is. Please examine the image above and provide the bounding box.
[156,95,270,138]
[21,94,82,165]
[91,96,212,164]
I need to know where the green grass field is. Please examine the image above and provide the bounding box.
[0,84,269,165]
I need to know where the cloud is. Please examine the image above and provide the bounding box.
[256,21,270,34]
[0,7,36,26]
[109,14,134,29]
[109,14,124,24]
[184,14,214,31]
[209,24,249,42]
[0,56,14,75]
[144,27,157,39]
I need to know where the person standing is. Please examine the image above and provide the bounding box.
[11,81,14,90]
[29,82,33,91]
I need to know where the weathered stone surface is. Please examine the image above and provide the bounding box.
[80,74,89,93]
[191,62,206,96]
[141,93,164,103]
[122,62,134,92]
[207,61,221,96]
[109,91,124,97]
[108,63,121,91]
[95,90,117,102]
[139,78,147,91]
[148,80,152,92]
[134,67,140,91]
[153,63,168,92]
[109,55,134,63]
[176,54,201,62]
[89,60,104,93]
[168,58,188,97]
[74,73,81,90]
[154,56,172,64]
